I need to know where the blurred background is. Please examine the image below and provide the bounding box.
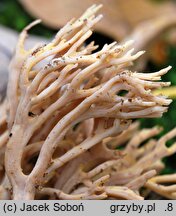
[1,0,176,174]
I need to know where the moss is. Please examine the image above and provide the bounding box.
[0,0,56,37]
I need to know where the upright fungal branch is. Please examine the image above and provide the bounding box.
[1,5,174,200]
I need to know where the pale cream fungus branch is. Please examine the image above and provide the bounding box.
[1,4,175,200]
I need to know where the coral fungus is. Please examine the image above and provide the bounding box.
[0,5,176,200]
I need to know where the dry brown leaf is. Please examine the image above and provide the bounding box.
[19,0,176,41]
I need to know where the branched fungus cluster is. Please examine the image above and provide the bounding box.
[0,5,176,200]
